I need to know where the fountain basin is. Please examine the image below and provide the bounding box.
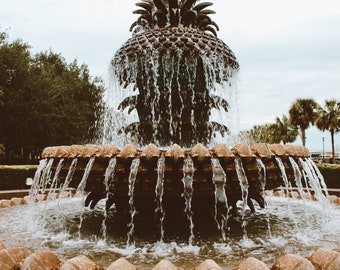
[38,143,310,216]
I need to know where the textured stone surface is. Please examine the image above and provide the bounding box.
[21,250,61,270]
[236,257,270,270]
[329,195,338,204]
[106,258,137,270]
[152,259,178,270]
[193,259,222,270]
[0,200,12,208]
[10,197,24,205]
[60,255,99,270]
[0,242,5,250]
[0,247,30,270]
[271,254,314,270]
[309,248,340,270]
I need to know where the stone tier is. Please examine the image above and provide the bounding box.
[0,241,339,270]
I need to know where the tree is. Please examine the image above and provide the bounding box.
[271,115,298,144]
[247,115,298,145]
[0,31,32,162]
[315,99,340,163]
[0,30,104,163]
[247,123,280,144]
[288,98,319,146]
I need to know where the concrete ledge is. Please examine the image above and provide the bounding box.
[0,241,339,270]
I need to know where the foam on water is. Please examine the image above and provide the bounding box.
[1,195,339,269]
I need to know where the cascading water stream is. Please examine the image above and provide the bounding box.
[256,158,266,192]
[30,158,48,199]
[127,158,140,247]
[234,158,249,240]
[211,158,228,242]
[182,157,195,245]
[256,158,271,237]
[288,157,304,199]
[306,158,329,198]
[59,158,78,198]
[275,157,290,196]
[47,158,64,199]
[155,154,165,242]
[298,158,328,206]
[76,157,96,239]
[101,158,117,241]
[41,158,54,194]
[76,157,96,195]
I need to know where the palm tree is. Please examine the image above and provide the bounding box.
[288,98,319,146]
[271,114,298,144]
[315,99,340,163]
[111,0,239,147]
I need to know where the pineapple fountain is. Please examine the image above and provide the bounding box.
[1,1,339,269]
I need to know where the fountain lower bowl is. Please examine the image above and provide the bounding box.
[0,194,339,269]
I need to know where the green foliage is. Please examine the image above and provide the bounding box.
[0,165,37,190]
[0,30,105,164]
[288,98,319,146]
[247,115,298,144]
[315,99,340,163]
[317,163,340,188]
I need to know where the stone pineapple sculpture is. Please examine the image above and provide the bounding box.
[112,0,239,147]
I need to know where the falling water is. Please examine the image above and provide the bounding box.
[234,158,249,240]
[127,158,140,246]
[76,157,96,238]
[101,158,117,241]
[76,157,96,195]
[275,157,290,196]
[288,157,304,199]
[47,158,64,199]
[211,158,228,242]
[256,158,267,192]
[98,38,239,147]
[307,158,329,198]
[59,158,78,198]
[155,155,165,242]
[30,158,48,198]
[256,158,271,237]
[234,158,249,215]
[299,158,328,205]
[182,157,195,245]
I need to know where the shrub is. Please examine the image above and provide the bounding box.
[0,165,37,190]
[317,164,340,189]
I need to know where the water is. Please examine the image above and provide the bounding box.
[182,157,195,245]
[234,158,250,241]
[47,158,65,199]
[127,158,140,246]
[59,158,78,198]
[299,158,329,205]
[101,158,117,240]
[155,155,166,242]
[275,157,290,196]
[0,196,338,269]
[211,158,229,241]
[289,157,304,198]
[97,40,239,148]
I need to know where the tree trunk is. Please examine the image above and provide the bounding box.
[301,128,306,146]
[330,129,335,164]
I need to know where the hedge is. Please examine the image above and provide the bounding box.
[316,164,340,189]
[0,165,38,190]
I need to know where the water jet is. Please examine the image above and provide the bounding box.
[1,0,339,269]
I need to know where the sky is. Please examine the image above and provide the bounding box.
[1,0,339,152]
